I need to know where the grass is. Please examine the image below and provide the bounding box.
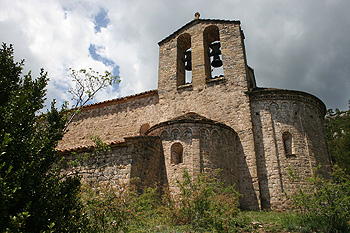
[240,211,299,232]
[122,210,303,232]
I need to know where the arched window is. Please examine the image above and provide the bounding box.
[282,132,293,156]
[203,25,224,80]
[171,142,183,165]
[177,33,192,86]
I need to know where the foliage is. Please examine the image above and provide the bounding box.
[67,135,110,168]
[324,108,350,173]
[79,181,163,232]
[290,165,350,232]
[75,169,243,232]
[68,68,120,108]
[80,182,130,232]
[164,170,241,232]
[0,43,85,232]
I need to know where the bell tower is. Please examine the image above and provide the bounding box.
[157,13,256,99]
[156,14,260,210]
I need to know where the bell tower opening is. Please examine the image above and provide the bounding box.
[204,25,224,80]
[177,33,192,86]
[184,48,192,84]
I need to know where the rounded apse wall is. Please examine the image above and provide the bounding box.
[146,112,239,192]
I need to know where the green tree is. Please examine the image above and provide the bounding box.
[0,43,84,232]
[324,108,350,173]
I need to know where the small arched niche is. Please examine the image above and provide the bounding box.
[183,128,192,143]
[140,123,150,136]
[203,25,224,80]
[171,142,183,165]
[171,128,180,140]
[177,33,192,86]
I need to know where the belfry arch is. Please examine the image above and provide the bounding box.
[203,25,224,80]
[177,33,192,86]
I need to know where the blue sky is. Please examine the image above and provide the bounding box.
[90,7,120,79]
[93,8,110,33]
[0,0,350,110]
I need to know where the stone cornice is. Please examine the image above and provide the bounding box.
[248,88,326,116]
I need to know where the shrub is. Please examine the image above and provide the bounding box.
[80,181,132,232]
[80,180,163,232]
[164,169,241,232]
[290,165,350,232]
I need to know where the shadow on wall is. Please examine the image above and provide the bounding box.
[128,136,168,192]
[236,136,261,210]
[251,112,271,210]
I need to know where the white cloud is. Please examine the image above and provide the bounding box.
[1,0,350,110]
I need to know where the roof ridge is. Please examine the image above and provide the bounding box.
[158,18,240,45]
[78,89,158,111]
[56,140,126,153]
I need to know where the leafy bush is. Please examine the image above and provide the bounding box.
[78,170,242,232]
[290,165,350,232]
[80,181,131,232]
[164,170,241,232]
[80,181,163,232]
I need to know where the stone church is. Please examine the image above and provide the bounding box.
[58,14,332,210]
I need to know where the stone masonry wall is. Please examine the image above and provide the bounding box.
[61,143,133,187]
[58,91,159,150]
[60,136,165,192]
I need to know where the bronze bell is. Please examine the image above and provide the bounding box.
[209,42,223,68]
[184,50,192,71]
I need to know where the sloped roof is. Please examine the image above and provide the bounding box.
[56,140,126,154]
[71,89,158,112]
[158,18,240,46]
[57,135,160,154]
[168,112,216,123]
[146,112,233,134]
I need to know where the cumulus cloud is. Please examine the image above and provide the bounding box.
[1,0,349,110]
